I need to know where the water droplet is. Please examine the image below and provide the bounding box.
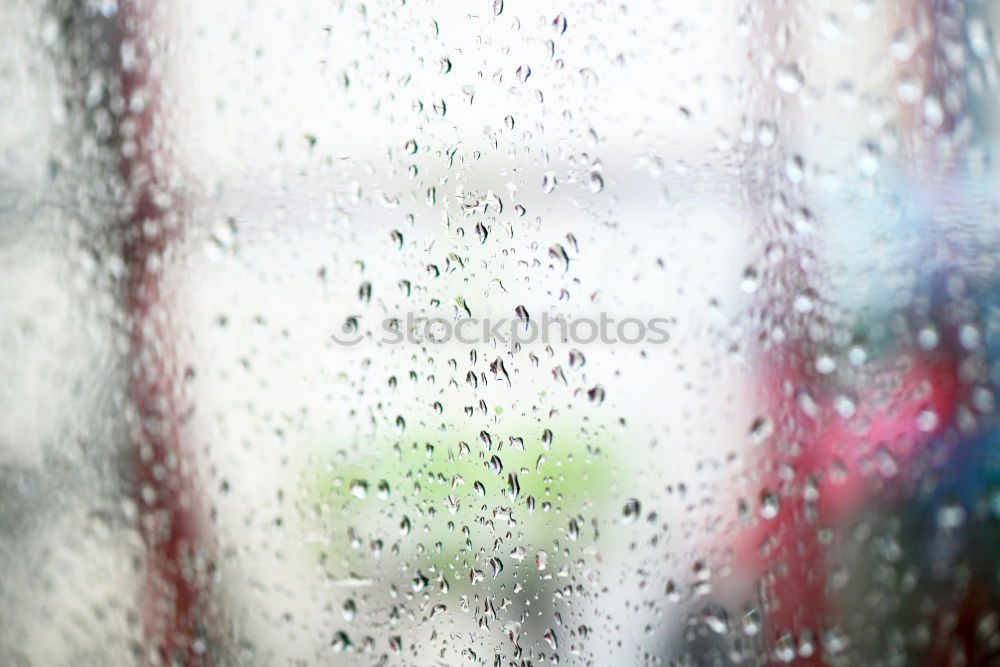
[848,345,868,366]
[937,499,966,528]
[858,143,880,177]
[666,579,681,602]
[211,217,238,248]
[918,326,939,350]
[549,243,570,271]
[785,154,805,183]
[757,119,778,146]
[775,632,796,662]
[331,631,352,652]
[475,221,489,244]
[552,14,568,35]
[924,95,944,128]
[740,265,760,293]
[587,385,606,404]
[338,599,355,623]
[897,73,922,104]
[775,62,804,93]
[794,290,815,313]
[917,409,939,433]
[542,171,557,194]
[358,281,372,303]
[815,355,836,374]
[890,27,917,61]
[514,305,530,328]
[960,324,981,349]
[622,498,641,524]
[588,172,604,193]
[541,428,553,450]
[579,67,598,88]
[702,604,729,634]
[799,630,816,658]
[760,490,780,519]
[489,455,503,475]
[507,473,520,502]
[369,539,383,558]
[742,607,761,636]
[567,517,580,540]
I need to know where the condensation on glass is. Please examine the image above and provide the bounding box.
[2,0,1000,665]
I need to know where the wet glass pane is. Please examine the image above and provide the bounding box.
[4,0,1000,665]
